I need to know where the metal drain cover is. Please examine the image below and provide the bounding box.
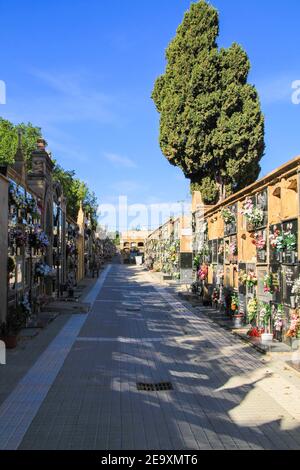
[137,382,173,392]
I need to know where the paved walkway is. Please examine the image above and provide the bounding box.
[1,264,300,450]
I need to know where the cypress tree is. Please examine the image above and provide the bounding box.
[152,0,265,204]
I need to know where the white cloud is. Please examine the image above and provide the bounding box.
[104,152,137,168]
[255,75,295,105]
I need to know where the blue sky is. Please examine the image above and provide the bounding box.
[0,0,299,230]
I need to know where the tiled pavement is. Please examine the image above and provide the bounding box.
[1,263,300,449]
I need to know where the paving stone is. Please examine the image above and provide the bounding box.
[1,264,300,450]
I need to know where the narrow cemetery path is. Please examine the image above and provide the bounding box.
[1,262,300,450]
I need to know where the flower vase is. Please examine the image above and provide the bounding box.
[291,338,300,351]
[291,296,296,309]
[233,314,244,329]
[261,333,273,342]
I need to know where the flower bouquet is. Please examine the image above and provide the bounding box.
[264,273,278,295]
[218,243,224,255]
[35,262,55,278]
[239,269,247,285]
[221,207,235,224]
[247,298,258,324]
[198,265,208,281]
[283,231,297,252]
[231,293,239,312]
[26,196,40,220]
[13,229,27,248]
[247,327,262,338]
[199,244,209,257]
[269,228,284,252]
[259,303,272,329]
[247,271,257,288]
[286,312,300,339]
[229,241,238,257]
[212,288,220,303]
[193,255,201,270]
[292,277,300,306]
[241,198,264,228]
[21,292,32,317]
[66,243,76,256]
[9,183,27,210]
[252,232,266,250]
[259,303,273,341]
[29,228,50,251]
[273,304,284,332]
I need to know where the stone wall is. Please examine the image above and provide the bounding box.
[0,175,8,324]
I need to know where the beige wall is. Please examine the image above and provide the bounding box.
[121,230,150,251]
[77,235,85,282]
[0,175,8,323]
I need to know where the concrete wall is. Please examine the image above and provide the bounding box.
[0,175,8,324]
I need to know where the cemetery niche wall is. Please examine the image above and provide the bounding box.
[0,139,103,348]
[191,155,300,347]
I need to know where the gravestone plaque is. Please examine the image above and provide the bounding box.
[230,235,238,265]
[246,263,257,297]
[270,265,282,304]
[238,263,247,295]
[212,240,218,264]
[282,219,298,264]
[180,253,193,269]
[270,303,286,342]
[212,264,218,284]
[257,267,269,302]
[16,260,23,289]
[269,224,283,264]
[257,189,268,228]
[218,239,224,265]
[246,196,256,232]
[207,241,213,265]
[225,266,231,287]
[216,265,224,286]
[282,264,300,307]
[224,238,230,264]
[225,221,237,237]
[224,203,238,236]
[256,229,268,264]
[239,293,246,316]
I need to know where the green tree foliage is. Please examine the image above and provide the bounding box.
[0,116,98,228]
[152,0,265,204]
[0,118,16,163]
[53,163,98,229]
[18,122,43,168]
[0,118,42,165]
[114,231,120,246]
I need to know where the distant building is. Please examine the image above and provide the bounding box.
[120,230,150,253]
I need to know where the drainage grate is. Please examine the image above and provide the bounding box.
[137,382,173,392]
